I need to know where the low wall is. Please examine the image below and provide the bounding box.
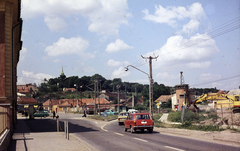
[0,129,11,151]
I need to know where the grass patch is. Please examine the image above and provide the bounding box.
[152,113,175,128]
[173,123,225,131]
[167,109,225,131]
[87,115,118,121]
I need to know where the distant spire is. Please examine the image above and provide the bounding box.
[61,66,65,76]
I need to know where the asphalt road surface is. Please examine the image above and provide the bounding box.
[58,113,240,151]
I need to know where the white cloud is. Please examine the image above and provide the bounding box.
[186,61,211,69]
[19,47,27,61]
[199,73,221,81]
[44,37,95,59]
[53,59,60,63]
[142,2,205,33]
[181,19,200,34]
[17,70,54,85]
[150,34,219,69]
[107,59,129,67]
[111,66,130,79]
[156,72,178,79]
[44,15,67,32]
[22,0,131,35]
[105,39,133,53]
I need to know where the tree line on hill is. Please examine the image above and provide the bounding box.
[31,73,219,109]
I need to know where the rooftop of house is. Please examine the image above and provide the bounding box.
[154,95,171,103]
[17,97,37,105]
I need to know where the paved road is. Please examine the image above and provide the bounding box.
[58,113,240,151]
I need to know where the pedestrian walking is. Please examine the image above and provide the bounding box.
[82,109,86,117]
[53,111,55,118]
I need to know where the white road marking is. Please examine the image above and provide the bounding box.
[115,133,124,136]
[133,138,148,142]
[165,146,185,151]
[101,124,108,132]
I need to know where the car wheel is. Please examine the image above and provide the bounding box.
[131,126,135,133]
[141,129,144,133]
[148,129,153,133]
[124,126,127,132]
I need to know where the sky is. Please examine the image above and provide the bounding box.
[18,0,240,91]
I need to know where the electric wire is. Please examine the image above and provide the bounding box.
[158,17,240,56]
[190,74,240,87]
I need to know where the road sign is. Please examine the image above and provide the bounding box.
[102,112,108,118]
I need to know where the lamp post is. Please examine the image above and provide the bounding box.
[125,65,153,116]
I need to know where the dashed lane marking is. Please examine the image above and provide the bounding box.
[165,146,185,151]
[115,133,124,136]
[133,138,148,142]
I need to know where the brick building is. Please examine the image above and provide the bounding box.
[174,84,190,111]
[0,0,23,150]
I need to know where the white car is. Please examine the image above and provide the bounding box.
[128,109,138,113]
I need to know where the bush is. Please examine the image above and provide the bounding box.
[168,111,181,122]
[207,110,218,120]
[153,113,162,122]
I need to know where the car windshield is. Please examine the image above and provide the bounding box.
[136,114,150,120]
[121,113,128,116]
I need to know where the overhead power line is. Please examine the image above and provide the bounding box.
[190,74,240,87]
[159,16,240,56]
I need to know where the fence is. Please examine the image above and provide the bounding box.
[0,106,7,136]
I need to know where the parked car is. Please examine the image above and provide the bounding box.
[118,112,129,125]
[33,111,49,117]
[101,109,118,115]
[124,113,154,133]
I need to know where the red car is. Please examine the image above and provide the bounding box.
[124,113,154,133]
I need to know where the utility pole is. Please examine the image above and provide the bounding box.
[97,81,100,114]
[94,81,96,115]
[141,55,158,116]
[116,85,121,113]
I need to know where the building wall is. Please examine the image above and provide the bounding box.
[171,93,177,110]
[0,0,22,150]
[175,85,189,111]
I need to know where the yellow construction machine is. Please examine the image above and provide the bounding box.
[192,93,240,113]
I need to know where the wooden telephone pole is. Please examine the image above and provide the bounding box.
[141,55,158,116]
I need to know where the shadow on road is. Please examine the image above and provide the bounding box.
[24,118,98,133]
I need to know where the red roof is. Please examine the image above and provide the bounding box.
[63,88,77,92]
[17,97,37,105]
[154,95,171,103]
[44,98,111,107]
[43,99,61,106]
[17,84,38,94]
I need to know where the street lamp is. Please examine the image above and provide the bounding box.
[125,65,153,115]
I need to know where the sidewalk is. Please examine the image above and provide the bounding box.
[8,115,94,151]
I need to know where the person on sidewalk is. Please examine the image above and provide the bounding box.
[82,109,86,117]
[53,111,55,118]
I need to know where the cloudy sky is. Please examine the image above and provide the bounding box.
[18,0,240,91]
